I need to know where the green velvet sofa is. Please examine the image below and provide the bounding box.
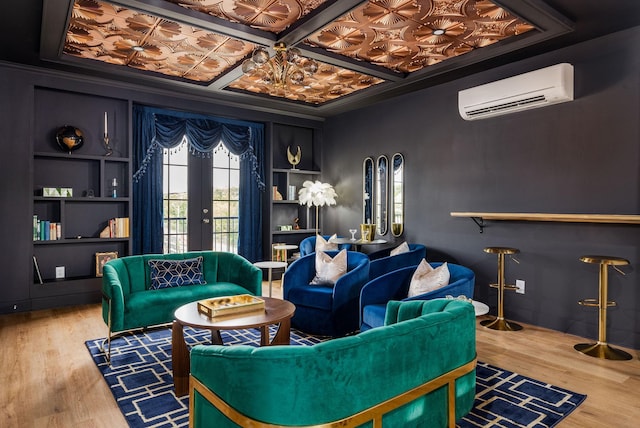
[189,299,476,428]
[101,251,261,359]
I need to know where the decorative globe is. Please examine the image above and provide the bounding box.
[251,47,270,65]
[290,69,304,84]
[241,58,256,74]
[56,125,84,154]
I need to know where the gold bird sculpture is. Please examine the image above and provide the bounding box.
[287,145,301,169]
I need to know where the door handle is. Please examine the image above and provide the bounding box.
[202,218,210,224]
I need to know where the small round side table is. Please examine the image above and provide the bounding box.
[254,261,288,298]
[272,244,298,263]
[574,255,632,360]
[472,300,490,317]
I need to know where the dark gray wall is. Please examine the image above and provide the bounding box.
[322,26,640,349]
[0,62,323,313]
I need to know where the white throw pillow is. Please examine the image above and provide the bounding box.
[390,241,410,256]
[407,260,450,297]
[315,234,338,252]
[311,249,347,286]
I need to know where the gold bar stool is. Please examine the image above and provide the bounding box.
[481,247,523,331]
[574,255,632,360]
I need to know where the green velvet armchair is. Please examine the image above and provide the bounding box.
[189,299,476,427]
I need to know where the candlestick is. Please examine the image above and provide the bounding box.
[103,134,113,156]
[103,112,113,156]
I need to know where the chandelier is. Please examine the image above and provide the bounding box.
[241,42,319,88]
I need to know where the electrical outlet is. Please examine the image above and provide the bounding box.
[55,266,65,279]
[515,279,525,294]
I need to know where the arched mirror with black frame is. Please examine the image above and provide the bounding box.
[391,153,404,237]
[375,155,388,236]
[363,157,374,225]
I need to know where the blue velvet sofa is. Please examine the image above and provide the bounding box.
[283,250,369,336]
[299,234,351,256]
[189,299,477,428]
[360,262,475,331]
[367,243,427,279]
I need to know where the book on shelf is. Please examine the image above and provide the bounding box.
[32,255,43,284]
[33,215,61,241]
[100,217,130,238]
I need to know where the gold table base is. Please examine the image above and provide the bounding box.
[480,317,523,331]
[574,342,632,360]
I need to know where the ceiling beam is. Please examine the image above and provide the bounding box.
[297,45,404,82]
[278,0,366,46]
[40,0,74,61]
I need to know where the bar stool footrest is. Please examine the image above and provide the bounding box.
[488,283,518,291]
[578,298,616,307]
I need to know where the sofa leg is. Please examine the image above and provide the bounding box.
[100,334,113,364]
[100,296,113,364]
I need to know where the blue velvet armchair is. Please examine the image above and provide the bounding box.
[360,262,475,331]
[367,243,427,279]
[299,235,351,256]
[283,250,370,336]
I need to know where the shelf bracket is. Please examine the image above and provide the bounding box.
[471,216,485,233]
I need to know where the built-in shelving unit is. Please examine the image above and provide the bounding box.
[268,124,320,264]
[272,168,320,236]
[31,88,131,307]
[451,212,640,232]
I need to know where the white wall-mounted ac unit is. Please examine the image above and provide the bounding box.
[458,63,574,120]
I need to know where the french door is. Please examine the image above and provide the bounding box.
[163,140,239,253]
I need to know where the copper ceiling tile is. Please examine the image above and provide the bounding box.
[304,0,536,74]
[63,0,256,83]
[227,59,385,104]
[162,0,330,33]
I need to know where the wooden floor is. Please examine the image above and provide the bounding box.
[1,282,638,427]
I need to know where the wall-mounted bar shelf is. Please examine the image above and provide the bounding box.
[451,212,640,233]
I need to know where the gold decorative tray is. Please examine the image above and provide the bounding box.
[197,294,265,318]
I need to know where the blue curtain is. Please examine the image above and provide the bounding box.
[132,105,265,261]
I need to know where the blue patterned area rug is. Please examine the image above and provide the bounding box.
[86,328,586,428]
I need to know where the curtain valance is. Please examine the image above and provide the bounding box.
[133,108,265,190]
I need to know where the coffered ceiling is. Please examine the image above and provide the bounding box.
[8,0,636,117]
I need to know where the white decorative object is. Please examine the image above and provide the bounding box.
[390,241,409,256]
[315,234,338,252]
[311,249,347,285]
[298,180,337,235]
[407,260,450,297]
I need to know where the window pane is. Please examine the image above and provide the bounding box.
[168,165,188,194]
[212,200,229,218]
[229,201,239,217]
[211,143,239,254]
[163,141,189,253]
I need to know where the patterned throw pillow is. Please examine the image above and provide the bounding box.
[407,260,450,297]
[315,234,338,252]
[148,256,206,290]
[310,249,347,286]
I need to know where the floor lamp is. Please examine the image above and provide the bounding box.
[298,180,337,235]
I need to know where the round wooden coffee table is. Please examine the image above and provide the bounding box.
[172,296,295,396]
